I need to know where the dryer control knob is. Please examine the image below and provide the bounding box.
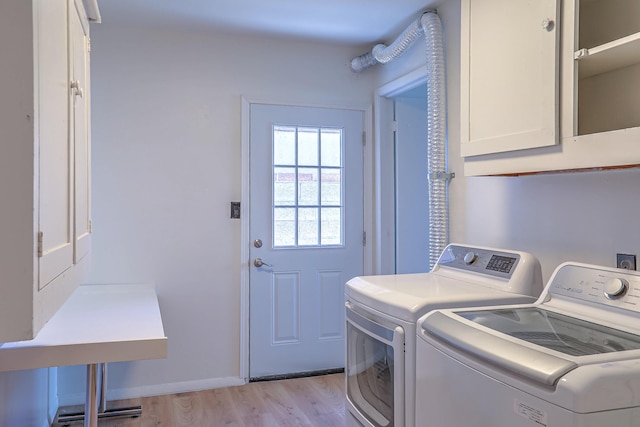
[604,278,628,299]
[463,251,478,265]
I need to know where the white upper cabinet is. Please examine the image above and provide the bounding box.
[463,0,640,176]
[37,0,75,290]
[0,0,95,342]
[460,0,560,157]
[70,0,92,264]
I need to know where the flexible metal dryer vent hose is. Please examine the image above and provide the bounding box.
[352,11,449,269]
[350,11,434,72]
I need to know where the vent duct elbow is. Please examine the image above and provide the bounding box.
[350,10,435,72]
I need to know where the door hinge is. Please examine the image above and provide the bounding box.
[88,38,92,53]
[392,120,398,132]
[37,231,43,257]
[89,220,93,233]
[362,231,367,246]
[362,131,366,146]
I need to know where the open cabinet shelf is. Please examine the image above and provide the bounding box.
[576,32,640,78]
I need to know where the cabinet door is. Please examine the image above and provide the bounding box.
[38,0,74,289]
[460,0,560,157]
[70,0,91,262]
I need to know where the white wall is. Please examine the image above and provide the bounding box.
[464,169,640,282]
[58,26,376,402]
[377,0,640,284]
[0,369,53,427]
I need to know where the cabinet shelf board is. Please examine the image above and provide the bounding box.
[576,32,640,78]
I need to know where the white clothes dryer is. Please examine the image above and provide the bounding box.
[345,244,543,427]
[416,262,640,427]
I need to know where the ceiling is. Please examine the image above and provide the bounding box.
[96,0,438,45]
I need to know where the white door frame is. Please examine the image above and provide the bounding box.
[239,97,373,382]
[373,66,429,275]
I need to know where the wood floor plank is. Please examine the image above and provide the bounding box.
[56,373,346,427]
[198,387,242,426]
[173,392,206,426]
[226,381,268,419]
[253,380,314,426]
[282,377,338,418]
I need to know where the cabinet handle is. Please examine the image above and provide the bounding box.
[541,18,554,31]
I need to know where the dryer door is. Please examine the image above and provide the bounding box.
[345,303,405,427]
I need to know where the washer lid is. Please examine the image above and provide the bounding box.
[345,273,537,321]
[423,310,579,386]
[422,306,640,386]
[458,307,640,356]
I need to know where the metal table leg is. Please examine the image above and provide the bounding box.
[85,364,99,427]
[54,363,143,426]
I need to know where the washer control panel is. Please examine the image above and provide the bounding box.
[549,263,640,312]
[437,245,521,279]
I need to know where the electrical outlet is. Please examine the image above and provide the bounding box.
[616,253,636,270]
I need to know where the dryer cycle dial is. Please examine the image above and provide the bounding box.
[603,278,628,299]
[463,252,478,265]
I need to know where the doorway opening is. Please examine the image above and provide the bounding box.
[392,84,429,274]
[375,68,435,275]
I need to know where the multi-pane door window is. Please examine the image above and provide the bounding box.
[273,125,344,247]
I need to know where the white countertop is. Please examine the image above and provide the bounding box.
[0,284,167,371]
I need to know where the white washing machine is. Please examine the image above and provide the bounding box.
[345,243,543,427]
[416,261,640,427]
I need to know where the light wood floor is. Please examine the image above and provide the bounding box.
[58,373,347,427]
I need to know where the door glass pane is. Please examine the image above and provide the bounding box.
[274,167,296,206]
[321,128,342,167]
[274,126,296,165]
[272,125,344,248]
[321,207,341,245]
[298,207,319,245]
[321,169,341,205]
[298,127,319,166]
[273,208,296,246]
[298,167,319,206]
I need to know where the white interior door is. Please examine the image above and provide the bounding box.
[249,103,364,379]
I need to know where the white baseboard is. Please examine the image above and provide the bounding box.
[58,376,246,407]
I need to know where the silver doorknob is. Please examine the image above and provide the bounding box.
[253,258,273,268]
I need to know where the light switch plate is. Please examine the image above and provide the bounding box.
[230,202,241,219]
